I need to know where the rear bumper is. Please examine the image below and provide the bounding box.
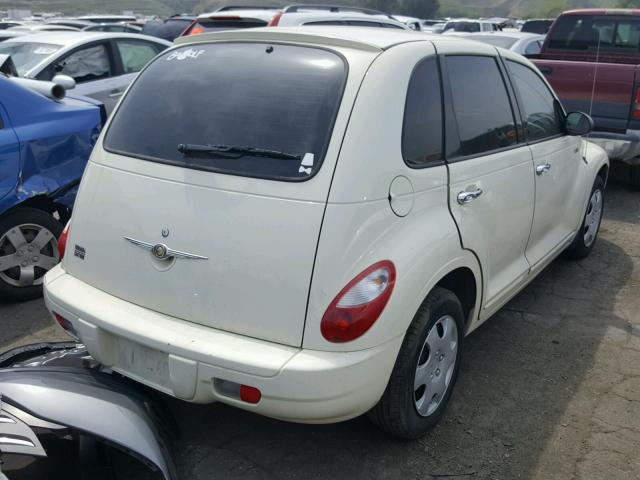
[43,266,402,423]
[588,130,640,162]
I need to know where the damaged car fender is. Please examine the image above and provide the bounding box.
[0,344,177,480]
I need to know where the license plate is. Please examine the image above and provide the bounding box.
[114,338,170,390]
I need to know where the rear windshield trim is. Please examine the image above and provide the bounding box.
[103,41,349,183]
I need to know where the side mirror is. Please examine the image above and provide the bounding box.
[52,74,76,90]
[565,111,593,136]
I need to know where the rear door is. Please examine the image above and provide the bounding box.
[440,45,535,316]
[505,59,586,268]
[64,42,358,347]
[111,38,166,105]
[42,42,119,111]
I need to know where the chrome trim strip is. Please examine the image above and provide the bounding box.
[123,237,208,260]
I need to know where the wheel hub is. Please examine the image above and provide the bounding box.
[414,315,459,417]
[0,224,59,288]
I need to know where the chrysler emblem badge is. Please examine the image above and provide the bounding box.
[152,244,169,260]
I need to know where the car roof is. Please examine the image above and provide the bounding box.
[175,25,482,52]
[2,31,171,47]
[197,10,279,21]
[277,12,407,27]
[467,31,543,39]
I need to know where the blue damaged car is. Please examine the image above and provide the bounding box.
[0,74,103,301]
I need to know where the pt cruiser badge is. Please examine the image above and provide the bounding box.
[123,237,208,260]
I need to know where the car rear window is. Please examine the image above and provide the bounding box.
[548,15,640,52]
[190,18,268,33]
[104,43,347,181]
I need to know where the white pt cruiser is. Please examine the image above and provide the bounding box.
[44,27,608,438]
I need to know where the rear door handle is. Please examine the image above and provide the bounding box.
[108,89,123,98]
[536,163,552,175]
[540,66,553,75]
[457,187,483,205]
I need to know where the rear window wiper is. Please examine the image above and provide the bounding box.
[177,143,303,161]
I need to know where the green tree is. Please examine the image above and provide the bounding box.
[398,0,440,17]
[617,0,640,7]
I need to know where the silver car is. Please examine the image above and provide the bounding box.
[0,32,171,113]
[465,31,546,56]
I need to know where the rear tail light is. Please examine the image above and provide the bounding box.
[53,313,79,340]
[321,260,396,343]
[268,12,283,26]
[633,87,640,119]
[186,22,205,35]
[214,379,262,404]
[58,221,70,260]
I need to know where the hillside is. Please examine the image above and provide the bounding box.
[439,0,619,18]
[0,0,629,17]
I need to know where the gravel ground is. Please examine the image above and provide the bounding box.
[1,182,639,480]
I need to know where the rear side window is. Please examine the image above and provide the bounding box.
[446,56,517,158]
[105,43,346,181]
[402,57,443,167]
[549,15,640,52]
[507,61,563,142]
[116,40,160,73]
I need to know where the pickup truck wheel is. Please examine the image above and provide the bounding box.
[368,287,464,439]
[0,208,62,302]
[565,176,605,260]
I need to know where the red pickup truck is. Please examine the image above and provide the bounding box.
[532,9,640,168]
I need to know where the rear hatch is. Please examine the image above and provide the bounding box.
[63,41,350,347]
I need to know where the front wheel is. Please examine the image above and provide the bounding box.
[565,175,605,260]
[368,287,464,439]
[0,208,63,302]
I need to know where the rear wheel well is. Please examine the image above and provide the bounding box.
[435,267,477,326]
[3,196,68,223]
[597,164,609,184]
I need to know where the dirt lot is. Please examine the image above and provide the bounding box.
[1,182,639,480]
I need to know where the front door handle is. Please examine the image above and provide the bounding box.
[536,163,552,175]
[457,187,483,205]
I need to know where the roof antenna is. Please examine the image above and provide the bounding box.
[584,21,602,161]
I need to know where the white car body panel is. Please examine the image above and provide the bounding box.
[43,27,609,423]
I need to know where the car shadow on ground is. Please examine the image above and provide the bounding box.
[162,228,635,479]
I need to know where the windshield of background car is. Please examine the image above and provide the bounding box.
[104,42,347,182]
[0,42,61,75]
[471,36,517,49]
[446,22,481,33]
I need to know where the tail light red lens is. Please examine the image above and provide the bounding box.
[321,260,396,343]
[58,221,70,260]
[633,87,640,119]
[53,312,79,340]
[268,12,283,26]
[239,385,262,404]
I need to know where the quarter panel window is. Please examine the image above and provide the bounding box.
[402,57,443,167]
[116,40,160,73]
[446,56,517,157]
[507,61,563,142]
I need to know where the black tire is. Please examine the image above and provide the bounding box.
[0,208,63,302]
[368,287,465,439]
[565,175,605,260]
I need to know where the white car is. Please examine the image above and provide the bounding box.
[466,31,545,56]
[442,19,501,35]
[0,32,171,113]
[183,5,408,34]
[44,27,608,439]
